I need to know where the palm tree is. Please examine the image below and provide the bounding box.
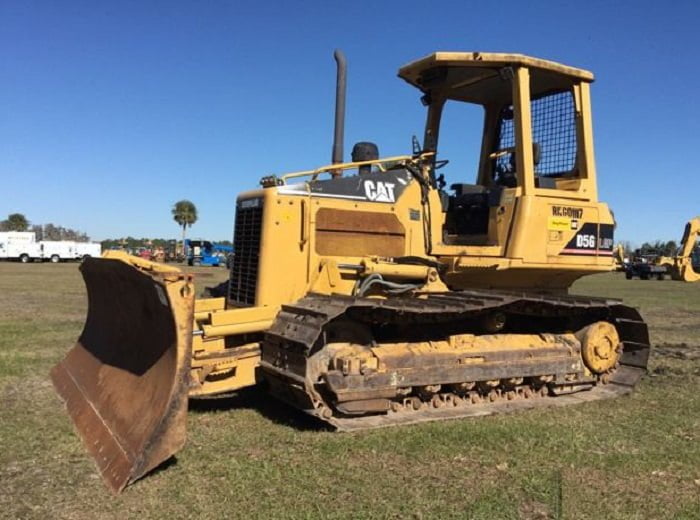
[171,200,198,255]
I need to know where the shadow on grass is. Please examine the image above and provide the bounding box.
[125,455,180,493]
[145,455,178,476]
[134,388,330,489]
[188,385,332,432]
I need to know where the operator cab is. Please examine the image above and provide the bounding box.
[399,53,596,248]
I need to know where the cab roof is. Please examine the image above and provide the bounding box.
[398,52,594,104]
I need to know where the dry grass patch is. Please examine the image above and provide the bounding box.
[1,265,699,519]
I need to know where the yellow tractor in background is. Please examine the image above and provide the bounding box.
[622,218,700,281]
[51,50,651,492]
[669,218,700,282]
[612,243,627,271]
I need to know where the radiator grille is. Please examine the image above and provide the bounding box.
[228,200,263,306]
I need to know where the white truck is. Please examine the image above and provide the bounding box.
[0,232,42,262]
[0,232,102,262]
[39,241,102,262]
[74,242,102,260]
[40,241,77,263]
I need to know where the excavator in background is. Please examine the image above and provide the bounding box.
[613,243,627,272]
[669,218,700,282]
[623,218,700,281]
[51,50,650,492]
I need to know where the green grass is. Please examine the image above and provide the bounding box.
[1,263,699,519]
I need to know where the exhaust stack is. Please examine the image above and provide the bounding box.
[332,49,347,166]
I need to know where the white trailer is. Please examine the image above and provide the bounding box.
[0,232,42,262]
[39,241,77,263]
[74,242,102,260]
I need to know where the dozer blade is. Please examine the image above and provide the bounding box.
[50,253,195,493]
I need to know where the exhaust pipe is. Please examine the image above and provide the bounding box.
[332,49,347,167]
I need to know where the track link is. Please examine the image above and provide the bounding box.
[260,290,650,431]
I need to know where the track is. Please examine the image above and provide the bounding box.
[260,290,650,431]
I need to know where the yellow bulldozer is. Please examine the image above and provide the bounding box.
[51,50,651,492]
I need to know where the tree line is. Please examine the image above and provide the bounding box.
[2,201,214,252]
[100,237,232,250]
[0,213,90,242]
[0,209,686,257]
[619,240,679,257]
[637,240,679,257]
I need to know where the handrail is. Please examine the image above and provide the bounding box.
[279,152,435,183]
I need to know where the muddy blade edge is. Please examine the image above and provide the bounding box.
[50,258,194,493]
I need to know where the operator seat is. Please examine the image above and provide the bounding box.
[495,142,541,188]
[445,183,502,236]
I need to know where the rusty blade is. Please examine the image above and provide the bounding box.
[50,257,194,493]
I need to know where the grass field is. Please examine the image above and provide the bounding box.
[1,263,699,519]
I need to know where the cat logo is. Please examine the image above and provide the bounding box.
[364,180,396,202]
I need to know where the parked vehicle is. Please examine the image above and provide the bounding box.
[624,255,668,280]
[40,241,77,263]
[667,218,700,282]
[0,232,41,262]
[75,242,102,261]
[0,233,103,263]
[624,218,700,282]
[185,239,233,266]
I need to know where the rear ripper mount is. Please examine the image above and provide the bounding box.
[261,291,650,430]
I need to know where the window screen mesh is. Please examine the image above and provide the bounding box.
[494,90,577,177]
[495,110,514,174]
[531,91,576,176]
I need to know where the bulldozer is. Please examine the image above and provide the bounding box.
[51,50,651,493]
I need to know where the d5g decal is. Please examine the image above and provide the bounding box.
[561,223,614,256]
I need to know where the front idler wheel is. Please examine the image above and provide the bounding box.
[577,321,622,374]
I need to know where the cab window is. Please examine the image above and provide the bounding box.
[492,89,580,190]
[531,90,578,186]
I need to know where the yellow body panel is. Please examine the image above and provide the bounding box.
[398,52,595,86]
[191,52,620,395]
[51,51,655,494]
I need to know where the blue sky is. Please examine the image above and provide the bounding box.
[1,0,699,245]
